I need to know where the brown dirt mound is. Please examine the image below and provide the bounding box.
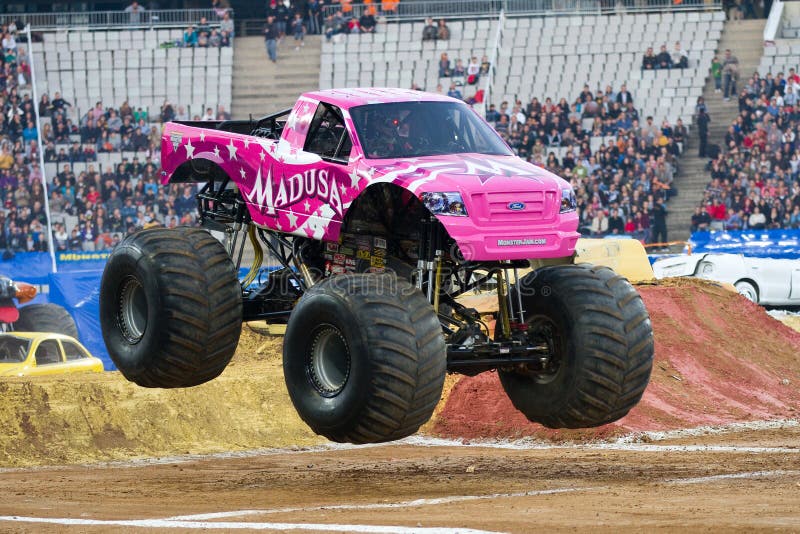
[0,330,322,467]
[434,278,800,441]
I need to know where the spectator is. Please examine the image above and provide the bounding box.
[124,1,146,24]
[291,12,306,50]
[422,18,437,41]
[437,19,450,40]
[671,41,688,69]
[438,53,451,77]
[642,47,657,70]
[616,83,633,106]
[691,205,712,232]
[479,55,491,76]
[264,16,279,63]
[359,9,376,34]
[183,25,198,47]
[656,45,672,70]
[722,49,739,101]
[590,210,608,236]
[447,83,462,100]
[711,55,722,93]
[697,108,710,157]
[216,105,231,120]
[452,59,465,77]
[220,11,234,39]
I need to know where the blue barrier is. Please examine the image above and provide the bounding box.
[48,270,110,369]
[689,229,800,259]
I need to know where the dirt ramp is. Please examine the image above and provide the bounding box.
[434,280,800,440]
[0,357,322,467]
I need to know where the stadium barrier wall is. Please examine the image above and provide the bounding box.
[690,229,800,258]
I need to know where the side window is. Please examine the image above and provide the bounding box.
[303,104,352,162]
[62,341,89,361]
[35,340,62,365]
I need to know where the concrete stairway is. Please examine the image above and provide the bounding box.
[666,18,765,241]
[231,35,322,119]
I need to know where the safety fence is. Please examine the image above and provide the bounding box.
[0,9,226,31]
[321,0,722,21]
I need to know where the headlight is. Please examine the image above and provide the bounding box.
[420,192,468,217]
[560,188,577,213]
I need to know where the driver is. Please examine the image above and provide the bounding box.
[369,116,415,158]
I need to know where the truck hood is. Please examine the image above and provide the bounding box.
[364,153,570,194]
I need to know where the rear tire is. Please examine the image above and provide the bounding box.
[283,273,446,443]
[16,303,79,338]
[500,264,654,428]
[99,227,242,387]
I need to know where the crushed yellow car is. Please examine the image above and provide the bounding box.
[0,332,104,377]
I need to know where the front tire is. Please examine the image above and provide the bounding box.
[99,227,242,387]
[16,303,79,338]
[734,280,759,303]
[283,274,446,443]
[500,264,654,428]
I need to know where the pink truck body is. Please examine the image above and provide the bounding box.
[160,88,579,261]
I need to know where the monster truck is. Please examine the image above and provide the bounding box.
[99,89,654,443]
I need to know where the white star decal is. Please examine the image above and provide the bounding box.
[243,137,250,149]
[239,167,247,179]
[184,139,195,159]
[199,131,206,142]
[259,150,266,161]
[339,182,347,196]
[303,199,311,212]
[286,210,298,228]
[213,146,221,159]
[348,168,361,188]
[226,139,238,160]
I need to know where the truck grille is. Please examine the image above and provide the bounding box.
[469,191,557,225]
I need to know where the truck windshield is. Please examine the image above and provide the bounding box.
[350,101,512,159]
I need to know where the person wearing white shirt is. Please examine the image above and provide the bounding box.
[784,86,799,107]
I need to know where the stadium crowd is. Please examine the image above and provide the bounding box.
[691,69,800,232]
[482,84,678,243]
[0,7,239,254]
[0,23,50,253]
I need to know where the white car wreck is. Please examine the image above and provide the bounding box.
[652,253,800,305]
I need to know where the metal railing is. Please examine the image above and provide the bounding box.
[0,9,229,31]
[25,24,58,273]
[321,0,721,21]
[482,10,505,117]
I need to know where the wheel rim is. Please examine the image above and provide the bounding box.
[307,325,351,397]
[736,283,757,302]
[523,315,564,384]
[118,276,148,344]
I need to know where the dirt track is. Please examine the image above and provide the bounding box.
[1,424,798,532]
[1,279,800,531]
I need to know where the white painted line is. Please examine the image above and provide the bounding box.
[614,419,800,444]
[163,487,599,521]
[666,470,800,485]
[0,517,502,533]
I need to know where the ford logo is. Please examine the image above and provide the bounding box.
[507,202,525,211]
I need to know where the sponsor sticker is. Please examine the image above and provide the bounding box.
[356,249,371,260]
[497,238,547,246]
